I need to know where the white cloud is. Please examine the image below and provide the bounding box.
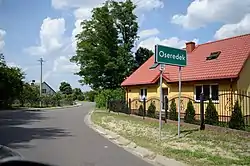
[7,62,28,72]
[52,0,164,11]
[25,17,66,56]
[7,62,20,68]
[138,36,199,51]
[43,55,79,81]
[74,7,93,20]
[172,0,250,29]
[138,28,160,39]
[134,0,164,11]
[214,13,250,39]
[53,56,80,73]
[0,29,6,51]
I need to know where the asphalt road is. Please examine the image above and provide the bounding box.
[0,102,153,166]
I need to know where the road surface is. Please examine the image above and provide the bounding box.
[0,103,153,166]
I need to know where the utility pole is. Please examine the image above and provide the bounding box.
[38,58,44,108]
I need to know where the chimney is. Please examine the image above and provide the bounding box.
[186,41,196,53]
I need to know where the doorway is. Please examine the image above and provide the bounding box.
[162,88,168,110]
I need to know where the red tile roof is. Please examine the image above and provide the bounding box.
[121,34,250,86]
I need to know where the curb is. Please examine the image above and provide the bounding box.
[0,104,82,113]
[84,110,187,166]
[27,104,82,111]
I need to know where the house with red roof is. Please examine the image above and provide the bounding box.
[121,34,250,120]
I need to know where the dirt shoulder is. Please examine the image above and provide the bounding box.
[91,111,250,166]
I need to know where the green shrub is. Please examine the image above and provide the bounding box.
[229,100,245,130]
[205,99,219,125]
[169,100,178,121]
[147,102,156,118]
[62,94,73,105]
[184,100,196,123]
[138,105,144,116]
[95,88,125,108]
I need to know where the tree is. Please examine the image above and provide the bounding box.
[169,100,178,121]
[138,105,144,116]
[59,82,73,95]
[71,0,138,90]
[147,102,156,118]
[19,83,40,107]
[54,92,62,106]
[84,90,96,102]
[73,88,83,100]
[0,54,24,108]
[184,100,196,123]
[205,99,219,125]
[229,100,245,130]
[134,47,153,70]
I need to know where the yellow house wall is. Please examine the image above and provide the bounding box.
[125,79,244,118]
[127,85,160,112]
[237,57,250,92]
[236,57,250,118]
[167,80,239,119]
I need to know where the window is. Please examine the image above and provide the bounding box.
[140,88,147,100]
[42,89,46,93]
[211,85,219,100]
[195,86,202,100]
[195,84,219,102]
[203,85,210,100]
[206,51,221,60]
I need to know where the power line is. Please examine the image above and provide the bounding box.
[38,57,45,107]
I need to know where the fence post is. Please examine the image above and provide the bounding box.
[164,97,168,123]
[129,98,131,115]
[200,93,205,130]
[143,98,146,119]
[108,100,111,113]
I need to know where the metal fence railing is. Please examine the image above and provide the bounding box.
[108,89,250,132]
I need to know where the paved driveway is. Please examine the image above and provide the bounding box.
[0,103,153,166]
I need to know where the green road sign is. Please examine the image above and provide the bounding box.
[155,45,187,66]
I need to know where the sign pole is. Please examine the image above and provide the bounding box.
[178,66,182,138]
[159,64,163,141]
[151,44,187,139]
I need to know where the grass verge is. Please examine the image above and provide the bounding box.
[91,111,250,166]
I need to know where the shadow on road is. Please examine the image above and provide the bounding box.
[0,110,72,149]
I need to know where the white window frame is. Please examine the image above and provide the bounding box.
[194,84,219,103]
[139,88,147,101]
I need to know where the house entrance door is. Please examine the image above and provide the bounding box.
[162,88,168,111]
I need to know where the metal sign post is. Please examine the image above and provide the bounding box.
[178,66,182,138]
[159,64,165,141]
[150,44,187,140]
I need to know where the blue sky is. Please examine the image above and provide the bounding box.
[0,0,250,91]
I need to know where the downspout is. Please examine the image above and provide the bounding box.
[230,78,233,110]
[126,87,128,102]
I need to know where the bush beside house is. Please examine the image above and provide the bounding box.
[184,100,196,123]
[229,100,245,130]
[147,102,156,118]
[205,99,219,125]
[95,88,125,108]
[169,100,178,121]
[138,105,144,116]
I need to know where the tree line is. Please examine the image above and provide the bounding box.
[0,53,86,109]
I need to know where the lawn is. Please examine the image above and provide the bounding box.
[91,111,250,166]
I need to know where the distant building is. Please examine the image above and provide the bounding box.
[41,82,56,95]
[30,81,56,95]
